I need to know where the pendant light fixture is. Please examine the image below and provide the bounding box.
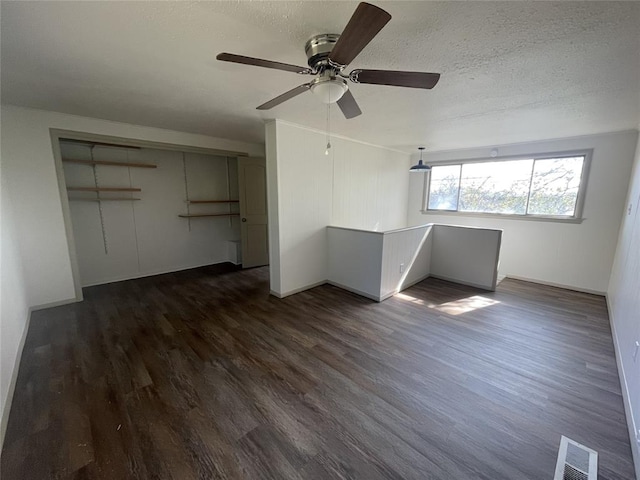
[410,146,431,172]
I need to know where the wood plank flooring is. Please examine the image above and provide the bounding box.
[1,264,635,479]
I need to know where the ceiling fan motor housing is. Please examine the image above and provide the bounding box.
[305,34,341,70]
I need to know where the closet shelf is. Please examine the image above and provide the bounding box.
[187,200,239,204]
[67,187,142,192]
[62,158,157,168]
[178,213,240,218]
[68,197,141,202]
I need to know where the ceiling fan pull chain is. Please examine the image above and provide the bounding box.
[325,103,332,155]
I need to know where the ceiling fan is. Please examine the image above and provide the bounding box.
[216,2,440,119]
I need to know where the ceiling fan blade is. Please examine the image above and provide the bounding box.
[337,89,362,119]
[351,69,440,89]
[217,53,312,74]
[256,83,312,110]
[328,2,391,67]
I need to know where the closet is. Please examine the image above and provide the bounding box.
[61,140,251,287]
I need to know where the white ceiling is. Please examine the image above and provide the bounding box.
[2,1,639,151]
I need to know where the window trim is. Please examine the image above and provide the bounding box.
[421,149,593,223]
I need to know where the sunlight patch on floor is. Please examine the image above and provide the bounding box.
[435,295,500,315]
[396,293,500,315]
[395,292,432,306]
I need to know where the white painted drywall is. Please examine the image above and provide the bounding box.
[0,166,30,449]
[266,120,411,297]
[407,130,638,293]
[62,144,241,286]
[608,132,640,479]
[266,121,333,296]
[430,225,501,290]
[327,227,384,300]
[0,105,263,307]
[381,225,433,299]
[331,136,410,232]
[265,122,282,294]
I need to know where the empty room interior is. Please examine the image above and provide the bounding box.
[1,1,640,479]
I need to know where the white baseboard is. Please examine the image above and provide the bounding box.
[430,274,495,291]
[270,280,328,299]
[275,274,434,303]
[396,273,432,293]
[505,275,605,296]
[378,273,432,302]
[606,296,640,480]
[30,297,78,312]
[81,260,236,288]
[326,281,381,302]
[0,307,32,451]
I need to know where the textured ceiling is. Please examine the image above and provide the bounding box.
[2,1,639,151]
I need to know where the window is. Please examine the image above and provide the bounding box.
[425,152,589,220]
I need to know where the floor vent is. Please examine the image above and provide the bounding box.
[554,436,598,480]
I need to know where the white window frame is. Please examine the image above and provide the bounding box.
[421,149,593,223]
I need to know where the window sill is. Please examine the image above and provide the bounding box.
[420,210,584,224]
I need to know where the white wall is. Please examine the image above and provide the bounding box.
[62,144,240,286]
[380,225,433,299]
[0,104,263,308]
[266,121,332,296]
[327,225,433,302]
[408,130,638,294]
[265,122,282,294]
[430,225,502,290]
[327,227,384,300]
[0,165,30,449]
[266,120,411,297]
[608,132,640,479]
[328,224,500,302]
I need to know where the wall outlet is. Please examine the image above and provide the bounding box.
[628,203,633,216]
[633,341,640,362]
[399,263,405,273]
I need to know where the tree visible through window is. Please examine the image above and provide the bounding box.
[426,154,587,218]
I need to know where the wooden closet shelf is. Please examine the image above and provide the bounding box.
[67,187,142,192]
[62,158,157,168]
[68,197,141,202]
[178,213,240,218]
[187,200,239,204]
[59,138,141,150]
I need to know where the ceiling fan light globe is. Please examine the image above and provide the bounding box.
[310,80,348,104]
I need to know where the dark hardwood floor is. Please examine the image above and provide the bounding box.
[1,265,635,479]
